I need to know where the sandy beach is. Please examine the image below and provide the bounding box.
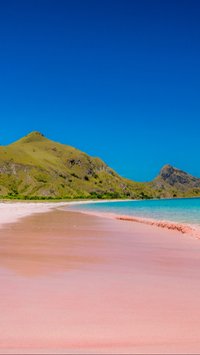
[1,203,200,353]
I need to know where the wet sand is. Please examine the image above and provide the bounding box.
[1,209,200,353]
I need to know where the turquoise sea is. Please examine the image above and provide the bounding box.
[68,198,200,227]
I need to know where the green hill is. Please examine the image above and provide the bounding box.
[0,131,153,200]
[0,132,199,200]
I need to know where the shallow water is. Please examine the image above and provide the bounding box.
[67,198,200,227]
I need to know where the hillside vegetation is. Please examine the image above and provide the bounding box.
[0,132,199,200]
[0,132,153,200]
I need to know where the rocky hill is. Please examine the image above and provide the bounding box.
[149,164,200,198]
[0,133,199,200]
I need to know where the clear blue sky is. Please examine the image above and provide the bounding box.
[0,0,200,181]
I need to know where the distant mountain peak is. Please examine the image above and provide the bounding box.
[161,164,173,170]
[159,164,175,179]
[15,131,46,144]
[25,131,45,139]
[28,131,44,137]
[157,164,200,186]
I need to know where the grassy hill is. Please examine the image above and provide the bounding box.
[0,132,199,200]
[0,132,153,200]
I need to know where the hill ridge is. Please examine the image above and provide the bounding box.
[0,132,200,200]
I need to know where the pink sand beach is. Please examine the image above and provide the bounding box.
[1,203,200,353]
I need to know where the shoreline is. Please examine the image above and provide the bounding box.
[0,201,68,228]
[62,206,200,240]
[1,200,200,239]
[0,199,121,228]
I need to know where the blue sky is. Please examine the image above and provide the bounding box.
[0,0,200,181]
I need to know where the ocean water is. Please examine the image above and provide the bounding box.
[68,198,200,227]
